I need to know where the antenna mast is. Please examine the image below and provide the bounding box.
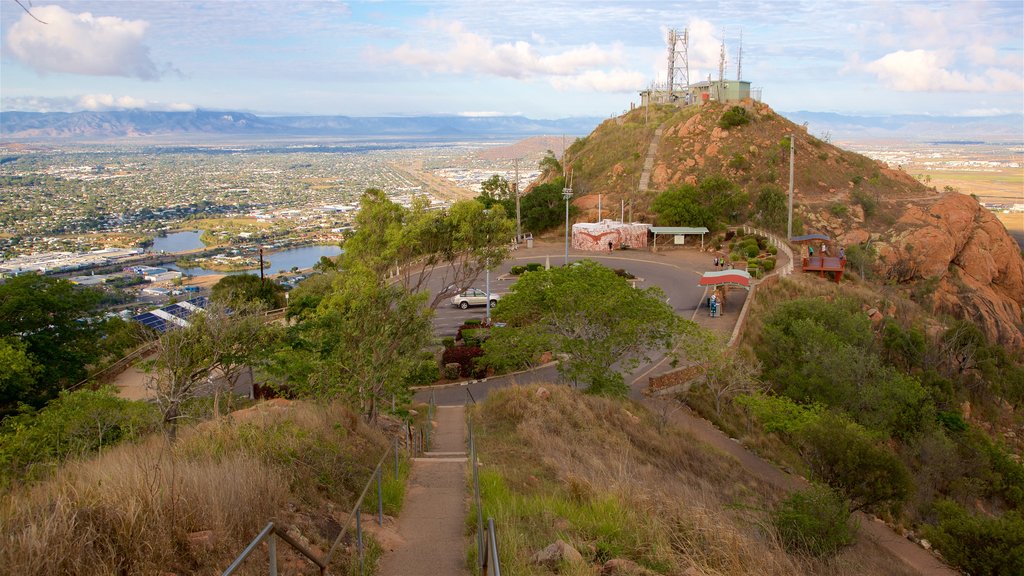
[665,29,677,100]
[736,30,743,81]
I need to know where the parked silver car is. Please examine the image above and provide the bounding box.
[450,288,500,309]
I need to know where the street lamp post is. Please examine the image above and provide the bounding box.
[562,182,573,266]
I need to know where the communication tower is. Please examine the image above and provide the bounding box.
[736,30,743,82]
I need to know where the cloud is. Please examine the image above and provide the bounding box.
[369,19,642,91]
[860,49,1022,92]
[551,69,646,93]
[5,5,163,79]
[2,94,196,112]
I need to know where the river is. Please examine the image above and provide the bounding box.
[168,245,342,276]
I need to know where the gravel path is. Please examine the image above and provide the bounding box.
[378,405,468,576]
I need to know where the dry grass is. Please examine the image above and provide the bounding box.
[0,401,388,575]
[472,385,915,576]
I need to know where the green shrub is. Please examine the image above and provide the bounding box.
[768,245,778,255]
[728,153,749,170]
[773,484,857,557]
[736,392,825,435]
[0,387,159,485]
[851,188,877,218]
[613,268,635,279]
[404,358,440,387]
[745,243,760,258]
[443,363,461,380]
[798,414,913,513]
[718,106,750,128]
[509,265,527,276]
[464,318,483,327]
[441,337,455,349]
[829,203,848,217]
[762,258,776,272]
[525,263,543,272]
[923,501,1024,576]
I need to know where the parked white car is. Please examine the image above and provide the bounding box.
[450,288,500,309]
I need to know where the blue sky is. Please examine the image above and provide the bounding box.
[1,0,1022,118]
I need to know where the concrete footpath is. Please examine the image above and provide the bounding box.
[378,405,468,576]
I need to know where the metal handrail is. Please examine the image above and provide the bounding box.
[222,522,327,576]
[224,436,405,576]
[469,413,501,575]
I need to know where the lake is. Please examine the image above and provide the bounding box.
[148,230,205,253]
[168,245,342,276]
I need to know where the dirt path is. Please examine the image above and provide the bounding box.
[378,405,468,576]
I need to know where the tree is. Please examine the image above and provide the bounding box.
[520,177,576,233]
[652,184,716,229]
[798,414,913,513]
[492,260,683,396]
[0,275,103,414]
[678,327,763,414]
[477,174,513,210]
[341,189,514,309]
[146,314,216,440]
[203,302,279,416]
[539,149,562,176]
[754,184,787,234]
[773,484,857,557]
[269,268,433,421]
[210,273,285,310]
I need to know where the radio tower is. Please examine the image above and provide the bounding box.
[665,29,677,97]
[678,28,690,96]
[718,38,726,84]
[736,30,743,81]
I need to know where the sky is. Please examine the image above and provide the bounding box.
[1,0,1022,119]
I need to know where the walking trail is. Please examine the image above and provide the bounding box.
[378,405,468,576]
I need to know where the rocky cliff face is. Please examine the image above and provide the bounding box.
[879,193,1024,348]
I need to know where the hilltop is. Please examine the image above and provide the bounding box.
[555,101,1024,348]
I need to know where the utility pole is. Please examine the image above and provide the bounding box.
[563,171,573,266]
[258,247,265,284]
[787,134,795,240]
[514,159,521,242]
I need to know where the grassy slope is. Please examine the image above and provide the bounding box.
[0,400,393,576]
[562,101,936,226]
[471,385,915,576]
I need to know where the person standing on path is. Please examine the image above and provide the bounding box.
[608,240,613,253]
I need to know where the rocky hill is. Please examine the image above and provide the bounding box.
[558,101,1024,347]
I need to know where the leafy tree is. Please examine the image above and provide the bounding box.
[798,414,913,513]
[146,312,216,439]
[477,174,513,211]
[678,327,763,414]
[269,268,433,421]
[211,273,285,310]
[539,149,562,176]
[652,184,717,229]
[0,275,103,414]
[0,387,158,486]
[0,338,39,417]
[651,176,747,231]
[520,177,576,233]
[491,260,683,396]
[342,189,514,309]
[754,184,787,234]
[479,324,553,374]
[923,501,1024,576]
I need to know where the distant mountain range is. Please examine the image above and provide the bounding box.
[0,110,603,141]
[1,109,1020,143]
[782,110,1024,142]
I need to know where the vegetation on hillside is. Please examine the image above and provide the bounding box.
[684,274,1024,574]
[470,385,914,575]
[481,260,684,396]
[0,400,393,575]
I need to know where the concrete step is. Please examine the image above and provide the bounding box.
[422,451,467,458]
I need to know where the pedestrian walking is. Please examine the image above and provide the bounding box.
[809,245,814,257]
[839,247,846,262]
[714,256,720,268]
[608,240,613,253]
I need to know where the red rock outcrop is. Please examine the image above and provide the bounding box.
[879,193,1024,348]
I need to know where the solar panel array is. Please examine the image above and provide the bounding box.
[132,296,208,333]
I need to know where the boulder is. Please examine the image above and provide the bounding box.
[531,539,583,568]
[880,193,1024,348]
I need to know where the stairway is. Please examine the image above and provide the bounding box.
[638,123,667,192]
[378,405,468,575]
